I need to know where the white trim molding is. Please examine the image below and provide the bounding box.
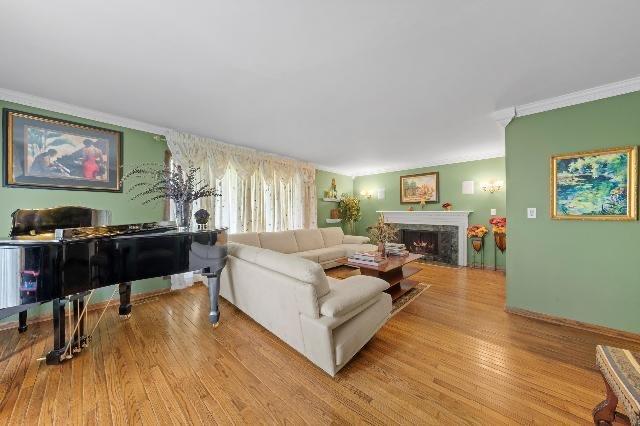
[0,87,170,136]
[347,152,505,177]
[491,107,516,128]
[493,75,640,127]
[377,210,473,266]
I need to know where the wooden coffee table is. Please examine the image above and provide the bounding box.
[337,253,422,301]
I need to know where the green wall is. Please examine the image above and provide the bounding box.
[1,100,169,322]
[316,169,354,230]
[506,91,640,333]
[352,157,506,268]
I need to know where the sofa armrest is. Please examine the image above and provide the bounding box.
[342,235,370,244]
[319,275,388,318]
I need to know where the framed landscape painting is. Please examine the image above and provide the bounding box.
[3,109,123,192]
[551,146,637,221]
[400,171,439,203]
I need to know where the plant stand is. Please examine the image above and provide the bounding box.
[493,233,506,271]
[470,237,484,269]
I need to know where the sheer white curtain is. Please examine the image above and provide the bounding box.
[164,132,318,290]
[165,130,317,234]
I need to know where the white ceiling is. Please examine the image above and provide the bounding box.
[1,1,640,176]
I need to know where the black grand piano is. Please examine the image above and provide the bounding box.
[0,206,227,364]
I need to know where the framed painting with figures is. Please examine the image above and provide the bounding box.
[3,109,123,192]
[400,171,439,203]
[551,146,637,221]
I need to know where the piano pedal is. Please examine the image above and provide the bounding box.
[120,313,131,320]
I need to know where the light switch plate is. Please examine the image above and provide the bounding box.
[527,208,537,219]
[490,208,497,215]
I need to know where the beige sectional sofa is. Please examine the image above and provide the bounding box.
[220,228,392,376]
[228,227,377,269]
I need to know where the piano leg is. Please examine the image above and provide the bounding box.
[72,298,80,353]
[18,310,28,333]
[46,298,67,365]
[119,282,132,319]
[77,294,88,348]
[205,271,221,328]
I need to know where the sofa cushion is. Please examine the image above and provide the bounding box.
[293,251,320,263]
[252,248,331,298]
[342,235,370,244]
[258,230,300,254]
[227,242,262,263]
[294,229,326,252]
[320,227,345,247]
[319,275,389,317]
[299,246,347,263]
[228,232,261,247]
[340,243,378,257]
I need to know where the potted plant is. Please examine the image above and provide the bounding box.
[337,193,361,234]
[466,225,488,252]
[122,163,220,230]
[489,216,507,252]
[369,214,399,257]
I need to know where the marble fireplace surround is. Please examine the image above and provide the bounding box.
[377,211,472,266]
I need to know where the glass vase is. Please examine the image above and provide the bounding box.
[175,201,193,231]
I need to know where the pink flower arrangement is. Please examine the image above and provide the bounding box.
[489,216,506,234]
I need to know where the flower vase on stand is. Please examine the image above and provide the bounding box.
[470,237,484,269]
[493,233,506,271]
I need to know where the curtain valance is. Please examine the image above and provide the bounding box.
[164,130,317,232]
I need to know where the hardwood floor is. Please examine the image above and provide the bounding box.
[1,263,638,424]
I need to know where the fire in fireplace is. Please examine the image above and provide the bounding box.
[401,229,438,255]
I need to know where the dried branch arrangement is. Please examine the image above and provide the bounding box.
[121,163,220,205]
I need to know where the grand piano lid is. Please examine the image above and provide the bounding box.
[10,206,111,238]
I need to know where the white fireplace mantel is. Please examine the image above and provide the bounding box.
[377,210,473,266]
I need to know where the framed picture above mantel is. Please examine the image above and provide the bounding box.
[2,109,123,192]
[400,171,439,204]
[550,145,637,221]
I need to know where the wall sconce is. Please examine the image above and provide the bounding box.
[360,189,384,200]
[462,181,475,195]
[360,190,374,199]
[481,180,504,193]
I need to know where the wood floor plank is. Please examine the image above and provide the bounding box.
[1,263,638,424]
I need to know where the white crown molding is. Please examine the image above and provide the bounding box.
[313,163,356,178]
[493,75,640,127]
[491,107,516,128]
[0,87,170,135]
[348,151,505,177]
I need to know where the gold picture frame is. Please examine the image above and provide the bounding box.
[3,109,123,192]
[550,146,637,221]
[400,171,439,203]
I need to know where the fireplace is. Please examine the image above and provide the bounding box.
[378,210,471,266]
[401,229,438,255]
[398,225,458,265]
